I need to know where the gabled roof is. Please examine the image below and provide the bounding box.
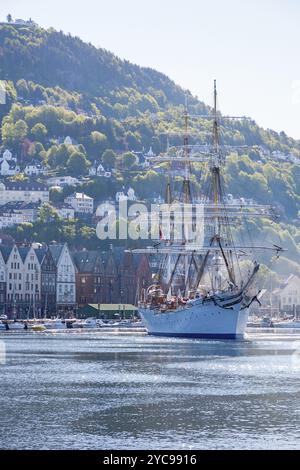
[284,274,299,285]
[73,250,100,273]
[0,159,19,169]
[18,246,30,262]
[34,246,47,264]
[0,245,13,262]
[49,244,65,264]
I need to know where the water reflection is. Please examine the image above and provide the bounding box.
[0,331,300,449]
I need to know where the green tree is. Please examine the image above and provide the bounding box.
[121,152,138,169]
[38,203,60,223]
[89,131,108,156]
[47,144,71,168]
[101,149,117,168]
[14,119,28,141]
[1,118,28,148]
[31,122,48,141]
[0,81,16,122]
[66,150,90,175]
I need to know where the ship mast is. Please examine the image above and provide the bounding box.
[182,95,192,204]
[131,81,284,299]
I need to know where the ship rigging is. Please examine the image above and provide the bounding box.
[129,81,285,338]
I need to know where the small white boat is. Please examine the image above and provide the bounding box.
[44,320,67,330]
[72,318,98,329]
[6,322,26,330]
[260,317,273,328]
[274,320,300,329]
[110,320,143,328]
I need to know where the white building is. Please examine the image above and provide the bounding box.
[127,187,136,201]
[116,187,136,202]
[54,204,75,220]
[279,275,300,314]
[47,176,80,187]
[147,147,154,158]
[0,160,20,176]
[5,245,41,309]
[64,192,94,214]
[22,246,41,306]
[0,149,20,176]
[0,248,7,305]
[2,149,13,160]
[24,161,46,176]
[64,136,74,146]
[89,161,111,178]
[143,147,155,168]
[0,181,49,206]
[14,18,37,26]
[6,245,25,304]
[272,150,287,160]
[0,202,40,229]
[0,210,25,229]
[49,244,76,308]
[289,154,300,164]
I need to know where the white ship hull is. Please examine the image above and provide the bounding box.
[139,298,249,339]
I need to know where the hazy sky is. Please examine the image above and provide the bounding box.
[1,0,300,138]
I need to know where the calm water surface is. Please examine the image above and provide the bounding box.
[0,330,300,449]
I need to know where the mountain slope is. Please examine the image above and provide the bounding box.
[0,23,194,108]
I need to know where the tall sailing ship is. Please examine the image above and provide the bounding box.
[132,81,284,339]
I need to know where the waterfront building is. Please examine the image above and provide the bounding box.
[278,275,300,315]
[74,248,151,306]
[40,247,57,316]
[22,245,42,315]
[0,247,9,313]
[0,241,151,317]
[6,245,26,316]
[49,244,76,314]
[73,250,103,306]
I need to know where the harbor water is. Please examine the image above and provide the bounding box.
[0,329,300,449]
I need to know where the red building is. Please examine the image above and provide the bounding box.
[73,248,151,307]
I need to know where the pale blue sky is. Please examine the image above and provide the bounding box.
[1,0,300,138]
